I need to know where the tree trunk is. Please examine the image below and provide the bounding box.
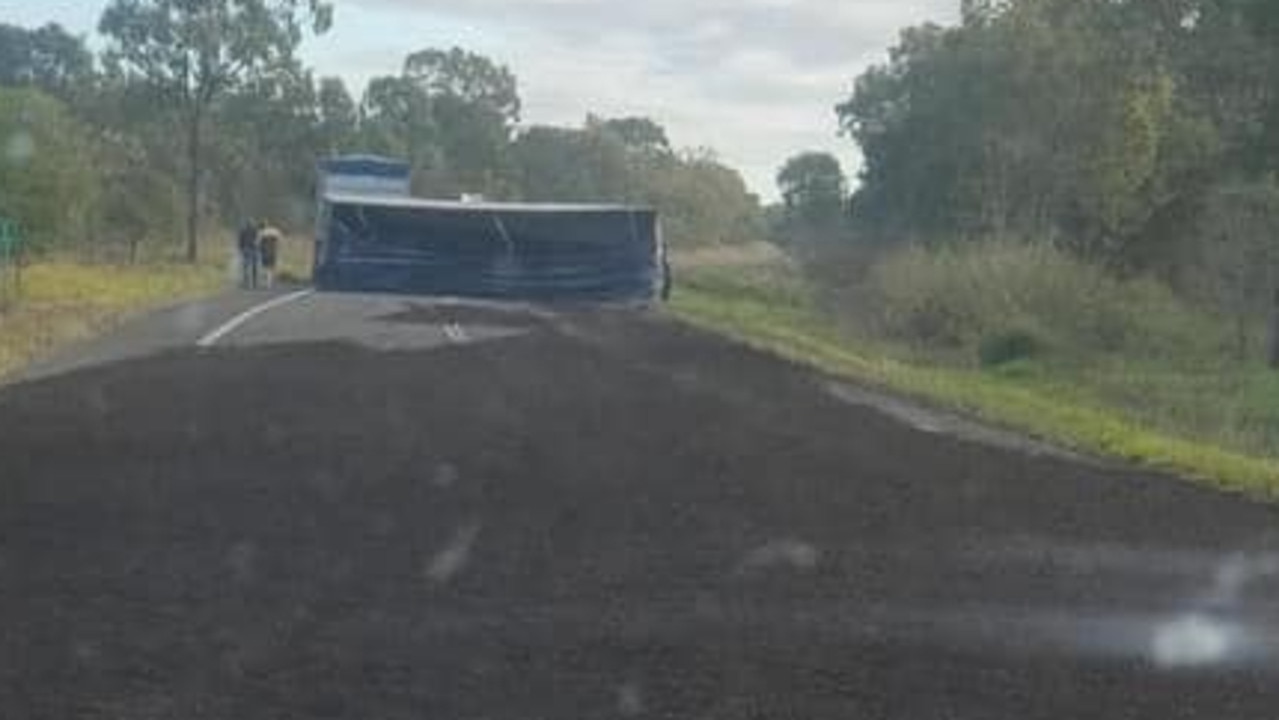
[185,109,202,264]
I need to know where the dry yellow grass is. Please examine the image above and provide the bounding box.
[275,234,314,282]
[0,261,224,379]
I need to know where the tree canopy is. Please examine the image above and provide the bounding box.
[778,152,846,226]
[0,18,765,262]
[514,120,764,248]
[0,88,100,253]
[98,0,333,261]
[835,0,1279,273]
[0,23,92,98]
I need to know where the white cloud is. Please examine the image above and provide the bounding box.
[321,0,958,197]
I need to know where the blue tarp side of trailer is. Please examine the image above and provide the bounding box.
[313,196,663,302]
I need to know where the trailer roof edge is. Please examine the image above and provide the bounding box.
[322,193,656,214]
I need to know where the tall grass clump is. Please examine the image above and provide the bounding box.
[861,240,1221,365]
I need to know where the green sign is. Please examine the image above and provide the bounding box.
[0,217,20,257]
[0,216,19,306]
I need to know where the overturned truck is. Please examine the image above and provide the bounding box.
[313,156,667,303]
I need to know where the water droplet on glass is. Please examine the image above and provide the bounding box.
[1152,614,1236,668]
[4,131,34,165]
[425,522,482,584]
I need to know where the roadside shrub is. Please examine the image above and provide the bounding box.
[859,239,1220,362]
[979,328,1043,368]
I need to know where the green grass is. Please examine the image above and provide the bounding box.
[670,265,1279,497]
[0,260,224,379]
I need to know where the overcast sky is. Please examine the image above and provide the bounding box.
[0,0,959,198]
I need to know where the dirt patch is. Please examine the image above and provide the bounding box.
[2,312,1279,718]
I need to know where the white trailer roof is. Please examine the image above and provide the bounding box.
[322,192,655,214]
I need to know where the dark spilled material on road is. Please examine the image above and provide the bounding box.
[3,308,1279,718]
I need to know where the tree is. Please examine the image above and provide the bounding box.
[0,88,101,253]
[513,117,764,248]
[212,61,322,227]
[98,0,333,262]
[403,47,520,124]
[595,116,672,157]
[351,49,524,198]
[358,75,436,174]
[642,152,765,248]
[403,47,520,196]
[777,152,847,226]
[0,23,93,99]
[836,0,1211,261]
[960,0,1007,26]
[513,125,631,202]
[317,76,357,155]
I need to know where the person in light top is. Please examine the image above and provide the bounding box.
[257,223,282,289]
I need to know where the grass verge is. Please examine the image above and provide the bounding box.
[670,264,1279,498]
[0,260,224,379]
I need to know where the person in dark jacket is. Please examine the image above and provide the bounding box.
[237,221,259,289]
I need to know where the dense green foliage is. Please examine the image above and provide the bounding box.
[743,0,1279,478]
[0,88,100,254]
[777,151,846,227]
[764,0,1279,375]
[0,14,763,264]
[98,0,335,261]
[831,1,1279,284]
[0,22,92,98]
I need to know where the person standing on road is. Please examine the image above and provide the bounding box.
[237,220,260,289]
[258,223,281,290]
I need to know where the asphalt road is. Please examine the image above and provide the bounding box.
[4,289,1279,719]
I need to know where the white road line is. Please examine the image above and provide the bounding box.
[196,290,315,348]
[443,322,468,343]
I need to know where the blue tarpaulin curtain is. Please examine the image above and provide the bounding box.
[315,198,662,302]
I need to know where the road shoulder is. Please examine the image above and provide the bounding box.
[17,289,298,384]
